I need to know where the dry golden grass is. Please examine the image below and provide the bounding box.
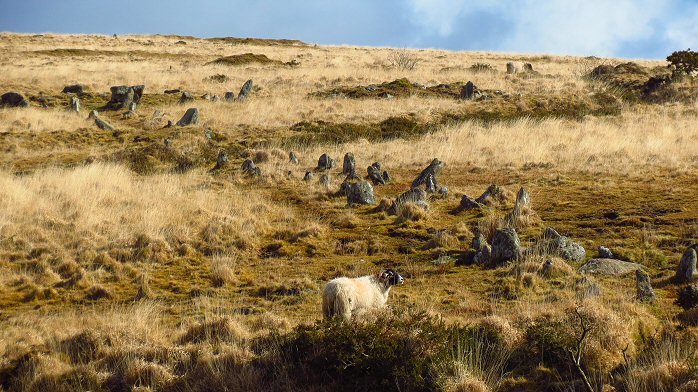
[0,32,697,391]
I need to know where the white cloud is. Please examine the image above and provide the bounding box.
[406,0,502,36]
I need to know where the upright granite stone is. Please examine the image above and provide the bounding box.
[506,62,518,74]
[460,81,476,100]
[412,159,445,190]
[238,79,253,101]
[676,247,697,283]
[317,153,335,170]
[211,151,228,171]
[241,159,261,177]
[342,153,356,175]
[347,181,376,205]
[390,188,427,215]
[224,92,235,102]
[367,164,385,185]
[176,108,199,126]
[636,270,656,302]
[289,151,299,165]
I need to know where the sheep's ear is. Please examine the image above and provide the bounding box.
[379,271,389,281]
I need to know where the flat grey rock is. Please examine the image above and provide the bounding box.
[579,258,644,276]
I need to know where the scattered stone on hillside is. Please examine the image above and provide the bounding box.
[676,284,698,310]
[89,110,114,131]
[636,270,656,302]
[319,174,330,187]
[382,170,391,183]
[676,247,697,283]
[460,81,477,100]
[179,91,194,104]
[506,62,518,74]
[317,153,335,170]
[202,93,212,101]
[303,171,314,181]
[164,138,172,147]
[512,187,530,216]
[598,246,614,259]
[472,233,486,251]
[211,150,228,171]
[165,89,181,94]
[166,120,173,128]
[342,153,356,175]
[238,79,254,101]
[575,276,601,299]
[378,92,394,99]
[523,63,534,72]
[540,259,554,278]
[490,228,522,265]
[70,96,80,113]
[526,227,585,262]
[1,92,29,107]
[459,194,481,210]
[62,84,84,94]
[474,244,492,265]
[390,188,427,215]
[347,181,376,205]
[336,181,351,197]
[241,159,261,177]
[205,128,214,139]
[176,108,199,127]
[367,164,385,185]
[579,258,644,276]
[476,184,506,205]
[108,85,144,109]
[224,92,235,102]
[412,159,445,191]
[289,151,299,165]
[438,186,449,197]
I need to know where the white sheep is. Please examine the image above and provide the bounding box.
[322,268,404,320]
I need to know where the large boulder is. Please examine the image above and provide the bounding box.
[412,158,445,190]
[1,92,29,108]
[675,247,697,283]
[579,258,644,276]
[526,227,585,262]
[347,181,376,205]
[490,228,522,265]
[176,108,199,126]
[108,85,144,109]
[317,153,335,170]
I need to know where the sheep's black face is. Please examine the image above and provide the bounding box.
[382,269,404,286]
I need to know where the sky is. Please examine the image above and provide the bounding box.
[1,0,697,59]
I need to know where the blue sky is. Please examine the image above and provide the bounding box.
[1,0,697,59]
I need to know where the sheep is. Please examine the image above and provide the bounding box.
[322,268,404,320]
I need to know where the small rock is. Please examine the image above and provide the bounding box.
[367,165,385,185]
[459,195,481,210]
[238,79,253,101]
[211,151,228,171]
[1,92,29,108]
[164,138,172,147]
[382,170,391,182]
[347,181,376,205]
[70,96,80,113]
[438,186,449,197]
[319,174,330,187]
[289,151,299,165]
[636,270,656,302]
[241,159,261,177]
[378,92,393,99]
[62,84,84,94]
[473,244,492,265]
[224,92,235,102]
[342,153,356,175]
[205,128,214,139]
[490,228,522,265]
[476,184,505,205]
[527,227,585,262]
[166,120,173,128]
[598,246,614,259]
[176,108,199,126]
[676,247,697,283]
[128,101,137,113]
[540,259,553,278]
[179,91,194,104]
[303,171,314,181]
[506,62,518,74]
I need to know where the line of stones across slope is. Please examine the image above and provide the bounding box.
[289,151,299,165]
[241,159,261,177]
[238,79,253,101]
[1,92,29,108]
[210,151,229,171]
[70,96,80,113]
[317,153,336,171]
[342,153,356,176]
[524,227,585,262]
[62,84,85,94]
[347,181,376,206]
[107,85,144,110]
[676,247,697,283]
[636,270,656,302]
[179,91,195,104]
[387,188,428,215]
[412,158,445,193]
[176,108,199,127]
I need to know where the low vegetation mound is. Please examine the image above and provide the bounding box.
[206,53,286,66]
[206,37,307,46]
[312,78,471,99]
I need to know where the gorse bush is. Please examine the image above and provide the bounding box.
[667,49,698,77]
